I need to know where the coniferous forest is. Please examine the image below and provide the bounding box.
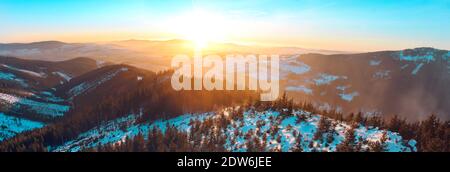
[2,0,450,155]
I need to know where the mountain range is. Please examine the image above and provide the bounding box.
[0,42,449,152]
[281,47,450,121]
[0,40,348,72]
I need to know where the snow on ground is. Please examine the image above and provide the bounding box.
[0,112,44,141]
[400,64,409,70]
[0,92,69,117]
[0,92,20,104]
[369,60,382,66]
[285,85,313,95]
[0,71,15,80]
[96,60,107,68]
[53,113,211,152]
[336,85,349,91]
[0,71,29,87]
[33,91,65,103]
[1,64,46,78]
[336,86,359,102]
[339,92,359,102]
[317,103,333,112]
[53,108,416,152]
[373,70,391,79]
[68,67,128,98]
[411,63,424,75]
[52,71,72,82]
[313,73,346,86]
[396,50,435,63]
[395,49,437,76]
[397,50,450,76]
[281,58,311,75]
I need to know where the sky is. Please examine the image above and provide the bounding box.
[1,0,450,51]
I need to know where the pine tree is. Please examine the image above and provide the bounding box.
[133,132,145,152]
[314,117,331,141]
[292,133,304,152]
[369,131,388,152]
[336,126,357,152]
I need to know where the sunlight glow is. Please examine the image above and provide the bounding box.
[165,9,230,50]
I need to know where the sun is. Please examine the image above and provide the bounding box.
[185,10,210,50]
[166,9,229,50]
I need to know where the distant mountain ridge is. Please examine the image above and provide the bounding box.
[2,46,450,121]
[0,41,67,49]
[0,40,349,72]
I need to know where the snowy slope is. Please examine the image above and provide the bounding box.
[281,48,450,120]
[67,67,128,99]
[52,71,72,82]
[0,92,69,117]
[53,108,416,152]
[0,112,44,141]
[0,56,100,91]
[1,64,47,78]
[0,71,29,87]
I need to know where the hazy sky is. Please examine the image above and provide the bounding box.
[1,0,450,51]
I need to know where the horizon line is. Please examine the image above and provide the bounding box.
[2,39,448,53]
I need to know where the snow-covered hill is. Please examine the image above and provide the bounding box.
[282,48,450,120]
[0,56,98,90]
[0,92,69,118]
[53,107,416,152]
[67,67,128,99]
[0,57,120,141]
[0,112,44,141]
